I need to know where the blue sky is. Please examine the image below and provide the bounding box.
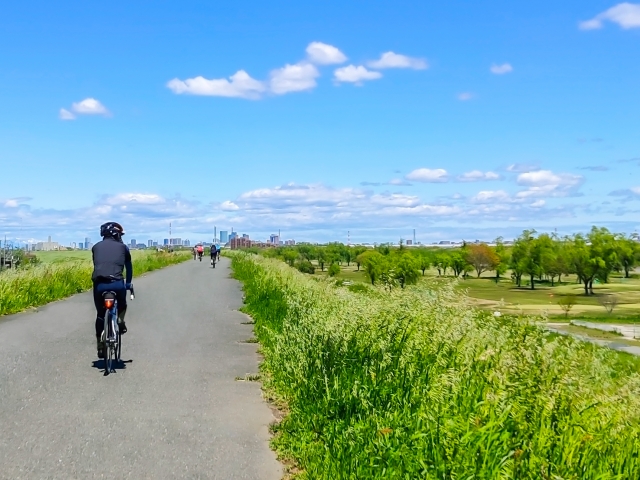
[1,0,639,245]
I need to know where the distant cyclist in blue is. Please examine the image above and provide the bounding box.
[210,244,218,266]
[91,222,133,359]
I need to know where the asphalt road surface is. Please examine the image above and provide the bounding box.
[0,257,282,479]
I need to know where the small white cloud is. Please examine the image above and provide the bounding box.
[306,42,347,65]
[334,65,382,84]
[457,171,501,182]
[472,190,510,203]
[405,168,449,183]
[4,199,19,208]
[269,63,319,95]
[531,200,546,208]
[367,51,428,70]
[59,108,76,120]
[221,200,240,211]
[632,186,640,194]
[490,63,513,75]
[458,92,474,101]
[71,98,109,115]
[166,70,265,99]
[506,163,538,173]
[580,3,640,30]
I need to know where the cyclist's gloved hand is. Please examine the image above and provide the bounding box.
[126,283,133,290]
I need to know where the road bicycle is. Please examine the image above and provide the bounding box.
[211,255,216,268]
[102,285,135,374]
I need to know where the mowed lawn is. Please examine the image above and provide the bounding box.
[312,261,640,320]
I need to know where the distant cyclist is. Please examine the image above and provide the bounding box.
[196,244,204,261]
[91,222,133,359]
[192,246,197,260]
[210,244,218,267]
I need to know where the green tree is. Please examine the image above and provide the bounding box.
[283,249,298,267]
[415,249,432,275]
[449,251,469,277]
[493,238,509,284]
[315,249,328,271]
[615,235,639,278]
[393,255,420,288]
[360,251,386,285]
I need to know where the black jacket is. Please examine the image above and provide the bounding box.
[92,237,133,283]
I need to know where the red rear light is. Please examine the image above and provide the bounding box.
[104,299,114,309]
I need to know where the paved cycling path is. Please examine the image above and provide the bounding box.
[0,258,281,479]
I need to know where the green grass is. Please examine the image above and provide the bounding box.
[231,252,640,479]
[0,250,191,316]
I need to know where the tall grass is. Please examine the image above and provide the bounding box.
[0,250,191,316]
[231,252,640,479]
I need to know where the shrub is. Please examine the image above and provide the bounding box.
[327,263,340,277]
[557,294,577,318]
[296,260,315,274]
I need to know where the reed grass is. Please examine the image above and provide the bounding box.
[0,250,191,316]
[231,251,640,479]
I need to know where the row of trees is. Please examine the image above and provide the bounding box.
[255,227,640,294]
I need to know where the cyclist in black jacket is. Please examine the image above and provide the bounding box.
[92,222,133,359]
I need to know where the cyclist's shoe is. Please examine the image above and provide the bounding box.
[118,321,128,334]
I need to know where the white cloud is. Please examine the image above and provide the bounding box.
[457,171,501,182]
[367,51,428,70]
[405,168,449,183]
[632,186,640,194]
[269,63,319,95]
[490,63,513,75]
[59,98,109,119]
[531,200,546,208]
[71,98,109,115]
[220,200,239,211]
[458,92,474,101]
[472,190,511,203]
[580,3,640,30]
[59,108,76,120]
[506,163,539,173]
[166,70,266,99]
[334,65,382,84]
[306,42,347,65]
[516,170,584,198]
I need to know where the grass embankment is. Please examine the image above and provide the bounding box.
[0,250,191,316]
[231,252,640,479]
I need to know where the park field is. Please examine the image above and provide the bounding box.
[34,249,153,264]
[310,261,640,321]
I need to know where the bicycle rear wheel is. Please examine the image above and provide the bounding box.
[116,327,122,362]
[103,313,111,372]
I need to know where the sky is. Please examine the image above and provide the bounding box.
[1,0,639,246]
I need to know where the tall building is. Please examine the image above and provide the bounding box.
[153,241,158,246]
[169,238,182,246]
[219,230,229,244]
[163,239,169,246]
[242,234,249,239]
[79,240,85,250]
[130,239,136,248]
[229,232,238,241]
[148,240,153,247]
[184,239,190,247]
[270,234,280,245]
